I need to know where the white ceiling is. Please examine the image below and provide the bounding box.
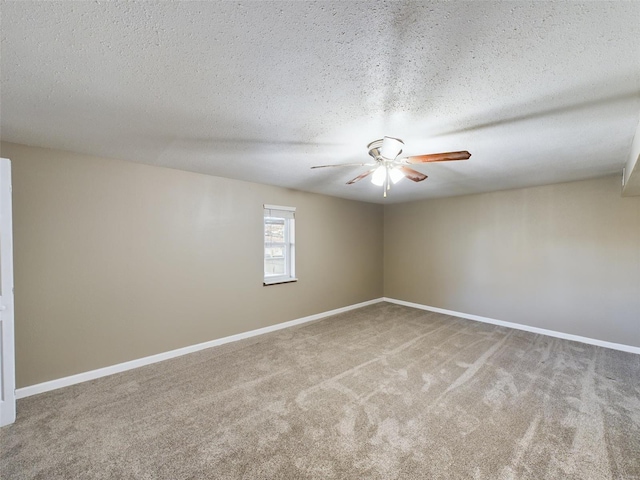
[1,1,639,204]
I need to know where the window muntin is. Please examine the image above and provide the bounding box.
[263,205,296,285]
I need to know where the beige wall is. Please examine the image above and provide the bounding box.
[4,139,638,388]
[1,142,383,388]
[384,176,640,347]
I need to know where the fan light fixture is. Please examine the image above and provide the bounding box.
[370,137,408,196]
[310,136,471,198]
[371,166,405,187]
[371,165,386,186]
[389,167,405,184]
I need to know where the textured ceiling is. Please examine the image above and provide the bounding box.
[1,1,639,204]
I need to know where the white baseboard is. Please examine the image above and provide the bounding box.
[16,298,384,399]
[383,297,640,355]
[18,296,637,399]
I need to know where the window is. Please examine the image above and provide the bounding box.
[263,204,296,285]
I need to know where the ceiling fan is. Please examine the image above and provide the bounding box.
[311,137,471,197]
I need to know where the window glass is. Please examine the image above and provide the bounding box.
[263,206,296,285]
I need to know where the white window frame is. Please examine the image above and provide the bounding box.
[263,204,297,286]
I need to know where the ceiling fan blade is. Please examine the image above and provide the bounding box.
[405,151,471,163]
[400,166,428,182]
[346,169,376,185]
[311,162,374,169]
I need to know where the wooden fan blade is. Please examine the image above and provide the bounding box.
[346,169,376,185]
[406,151,471,163]
[400,166,428,182]
[311,162,373,169]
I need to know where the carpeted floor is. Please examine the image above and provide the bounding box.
[1,302,639,479]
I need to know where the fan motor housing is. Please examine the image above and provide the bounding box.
[367,138,404,160]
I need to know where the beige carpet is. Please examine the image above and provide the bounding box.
[1,302,639,479]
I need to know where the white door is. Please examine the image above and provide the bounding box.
[0,158,16,426]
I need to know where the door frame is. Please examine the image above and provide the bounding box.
[0,158,16,427]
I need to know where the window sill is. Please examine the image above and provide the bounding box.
[263,278,298,286]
